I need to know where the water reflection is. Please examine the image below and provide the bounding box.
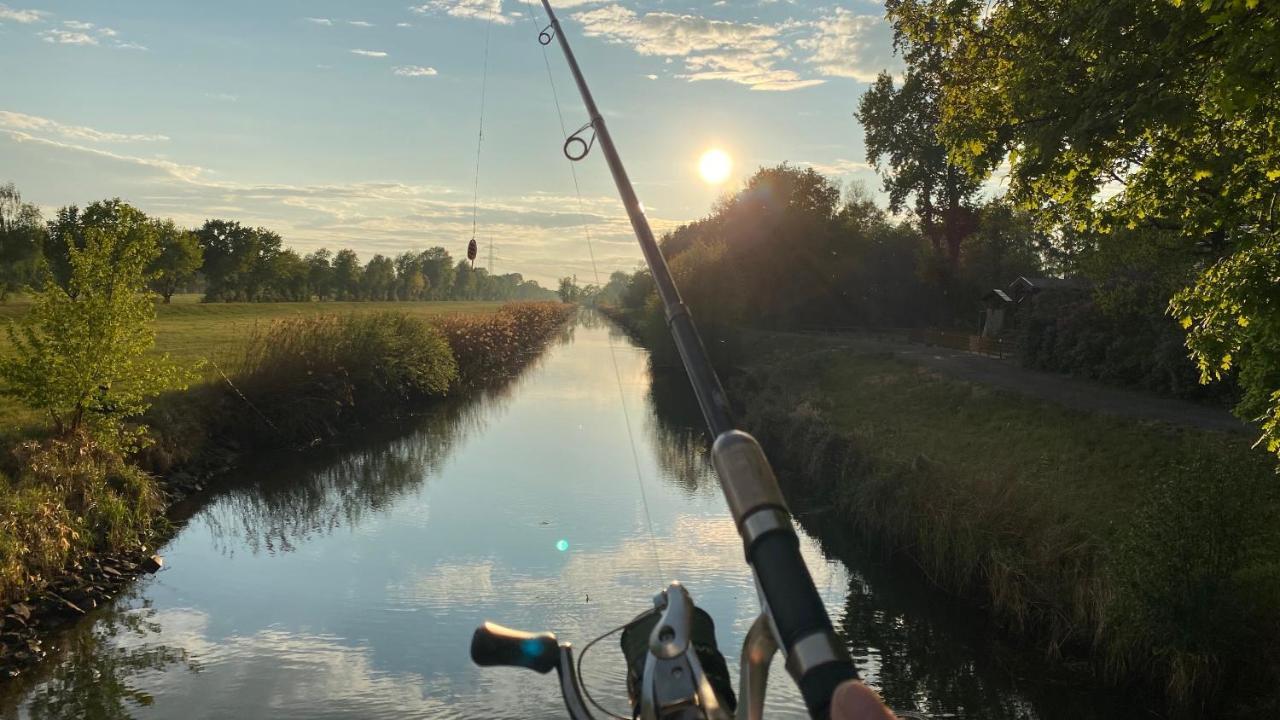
[1,595,197,720]
[202,392,503,556]
[798,512,1143,720]
[644,369,716,496]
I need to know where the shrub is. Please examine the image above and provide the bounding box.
[433,301,572,383]
[0,433,164,605]
[230,312,458,441]
[1017,289,1237,406]
[0,201,190,453]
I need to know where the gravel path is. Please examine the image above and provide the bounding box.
[791,332,1254,436]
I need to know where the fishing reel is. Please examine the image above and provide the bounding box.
[471,581,779,720]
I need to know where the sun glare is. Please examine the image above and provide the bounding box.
[698,149,733,185]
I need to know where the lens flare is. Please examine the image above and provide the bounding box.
[699,149,732,185]
[556,539,570,552]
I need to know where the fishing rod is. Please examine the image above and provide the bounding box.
[471,3,859,718]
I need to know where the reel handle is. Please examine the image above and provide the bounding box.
[470,622,560,674]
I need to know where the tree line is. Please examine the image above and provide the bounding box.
[0,183,556,304]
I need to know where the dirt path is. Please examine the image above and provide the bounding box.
[786,332,1254,436]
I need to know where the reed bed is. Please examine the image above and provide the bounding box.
[433,301,573,384]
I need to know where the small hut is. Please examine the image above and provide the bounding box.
[980,288,1014,337]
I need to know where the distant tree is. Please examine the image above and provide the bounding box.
[363,255,396,301]
[332,249,361,301]
[46,201,158,298]
[419,247,455,300]
[857,0,982,269]
[149,220,203,303]
[0,202,189,445]
[393,251,427,300]
[0,183,45,298]
[557,276,581,304]
[195,220,280,302]
[243,228,283,301]
[451,260,477,300]
[958,200,1045,292]
[305,249,334,301]
[269,249,310,301]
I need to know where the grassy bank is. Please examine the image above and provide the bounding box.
[734,332,1280,715]
[0,298,503,435]
[0,301,571,654]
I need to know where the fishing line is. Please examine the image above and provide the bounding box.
[575,613,655,720]
[524,6,666,586]
[467,0,498,266]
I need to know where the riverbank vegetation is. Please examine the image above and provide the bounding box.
[735,334,1278,712]
[0,196,571,653]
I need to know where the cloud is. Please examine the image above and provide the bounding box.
[305,17,334,26]
[396,22,412,28]
[410,0,512,26]
[0,128,668,285]
[37,19,145,50]
[393,65,438,77]
[0,4,46,23]
[797,8,900,83]
[570,5,823,91]
[0,110,169,143]
[39,28,97,45]
[347,20,374,28]
[350,49,388,57]
[3,129,204,182]
[800,158,874,177]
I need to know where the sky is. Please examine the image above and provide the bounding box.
[0,0,903,287]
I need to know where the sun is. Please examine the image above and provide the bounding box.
[698,148,733,185]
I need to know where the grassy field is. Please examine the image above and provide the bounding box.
[736,331,1280,711]
[0,296,505,434]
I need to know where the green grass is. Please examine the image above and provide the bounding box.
[0,297,505,436]
[737,332,1280,712]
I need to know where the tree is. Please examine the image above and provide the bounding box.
[419,247,455,300]
[916,0,1280,461]
[857,0,982,268]
[362,254,396,301]
[149,220,203,303]
[46,200,156,298]
[268,249,309,301]
[0,182,45,298]
[452,260,477,300]
[305,249,334,301]
[0,202,189,446]
[195,220,280,302]
[332,249,361,301]
[557,276,581,304]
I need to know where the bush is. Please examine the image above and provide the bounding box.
[1018,289,1238,406]
[433,301,572,383]
[230,312,458,441]
[0,433,163,605]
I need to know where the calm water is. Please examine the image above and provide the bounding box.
[0,314,1135,719]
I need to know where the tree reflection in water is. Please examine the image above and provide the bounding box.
[201,364,537,557]
[644,368,717,496]
[800,512,1144,720]
[0,595,197,720]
